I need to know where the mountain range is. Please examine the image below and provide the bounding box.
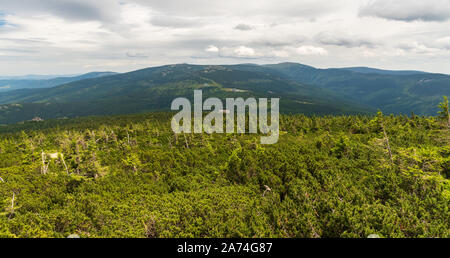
[265,63,449,115]
[0,72,117,92]
[0,63,448,124]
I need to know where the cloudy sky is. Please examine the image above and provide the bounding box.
[0,0,449,75]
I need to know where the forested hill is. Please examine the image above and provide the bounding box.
[0,112,448,237]
[337,67,427,75]
[265,63,450,115]
[0,63,449,124]
[0,72,117,92]
[0,64,370,124]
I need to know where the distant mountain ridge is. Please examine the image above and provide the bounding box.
[0,72,118,92]
[264,63,450,115]
[0,62,448,124]
[0,64,370,124]
[0,74,76,80]
[336,67,428,75]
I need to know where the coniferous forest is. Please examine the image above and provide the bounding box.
[0,108,448,238]
[2,0,450,245]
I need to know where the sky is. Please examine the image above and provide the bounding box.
[0,0,449,75]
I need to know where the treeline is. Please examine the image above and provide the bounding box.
[0,110,448,237]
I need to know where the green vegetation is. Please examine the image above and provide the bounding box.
[1,63,449,124]
[0,111,448,238]
[265,63,450,115]
[0,64,371,124]
[0,72,117,93]
[438,96,449,127]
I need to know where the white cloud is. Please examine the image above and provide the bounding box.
[220,46,258,58]
[295,46,328,56]
[234,46,256,57]
[205,45,219,53]
[0,0,449,74]
[436,36,450,49]
[150,16,203,28]
[271,49,290,58]
[397,42,441,54]
[362,50,376,57]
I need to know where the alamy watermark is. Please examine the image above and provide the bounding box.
[171,90,280,144]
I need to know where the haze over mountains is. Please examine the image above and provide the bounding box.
[0,72,118,92]
[0,63,448,124]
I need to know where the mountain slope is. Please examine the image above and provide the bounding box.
[0,72,118,92]
[0,74,76,80]
[265,63,450,115]
[0,64,371,124]
[337,67,427,75]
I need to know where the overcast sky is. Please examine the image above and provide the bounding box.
[0,0,449,75]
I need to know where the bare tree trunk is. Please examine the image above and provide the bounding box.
[184,134,189,148]
[41,152,49,174]
[60,154,69,175]
[262,185,272,196]
[447,108,450,128]
[381,122,393,163]
[8,192,15,219]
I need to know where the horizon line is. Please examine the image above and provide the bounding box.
[1,62,449,77]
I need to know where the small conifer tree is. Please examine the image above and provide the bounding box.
[438,96,450,127]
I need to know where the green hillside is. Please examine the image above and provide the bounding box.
[0,72,117,92]
[266,63,450,115]
[0,112,448,237]
[0,64,370,124]
[0,62,449,125]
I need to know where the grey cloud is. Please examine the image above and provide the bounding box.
[359,0,450,22]
[0,37,50,44]
[0,0,117,22]
[252,37,306,48]
[234,24,253,31]
[126,52,149,58]
[132,0,342,18]
[150,16,203,28]
[397,43,416,51]
[164,37,239,50]
[315,32,378,48]
[0,48,38,53]
[39,1,102,21]
[131,0,225,16]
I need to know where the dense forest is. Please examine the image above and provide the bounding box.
[0,101,448,238]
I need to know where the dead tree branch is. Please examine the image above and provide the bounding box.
[381,121,393,163]
[8,192,15,219]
